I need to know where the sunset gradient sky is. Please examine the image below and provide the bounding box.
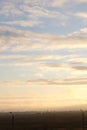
[0,0,87,111]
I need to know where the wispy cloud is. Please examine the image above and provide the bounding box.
[76,0,87,3]
[76,12,87,19]
[0,26,87,52]
[0,0,67,21]
[1,78,87,86]
[19,5,67,22]
[72,66,87,71]
[0,20,42,27]
[23,0,69,7]
[0,1,22,17]
[49,0,69,7]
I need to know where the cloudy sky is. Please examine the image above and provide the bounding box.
[0,0,87,111]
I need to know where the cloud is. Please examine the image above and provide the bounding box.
[0,1,23,17]
[1,78,87,86]
[23,0,69,7]
[76,12,87,19]
[0,0,67,22]
[0,54,86,77]
[76,0,87,3]
[80,28,87,33]
[0,54,26,60]
[0,20,42,27]
[68,27,87,37]
[72,66,87,71]
[0,54,64,67]
[40,63,70,71]
[0,26,24,37]
[0,26,87,52]
[20,5,66,19]
[49,0,69,7]
[68,57,87,64]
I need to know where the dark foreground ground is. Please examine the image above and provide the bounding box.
[0,111,87,130]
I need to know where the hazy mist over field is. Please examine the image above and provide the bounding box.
[0,0,87,112]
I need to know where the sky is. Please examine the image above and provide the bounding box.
[0,0,87,112]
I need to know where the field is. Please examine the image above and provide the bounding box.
[0,111,87,130]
